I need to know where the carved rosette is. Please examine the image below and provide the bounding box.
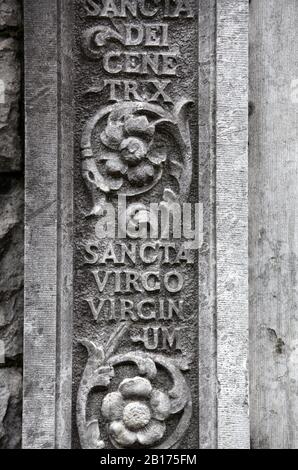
[76,325,192,449]
[81,100,193,215]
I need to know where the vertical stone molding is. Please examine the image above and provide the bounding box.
[23,0,73,449]
[216,0,249,449]
[216,0,250,449]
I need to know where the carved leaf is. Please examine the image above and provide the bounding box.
[163,188,178,202]
[79,338,105,364]
[169,160,183,182]
[82,26,124,58]
[174,99,194,132]
[109,353,157,380]
[105,323,129,359]
[86,420,105,449]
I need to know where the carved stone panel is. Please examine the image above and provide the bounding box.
[23,0,249,449]
[73,0,199,450]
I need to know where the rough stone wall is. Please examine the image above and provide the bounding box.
[0,0,23,449]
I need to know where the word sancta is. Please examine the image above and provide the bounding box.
[84,241,194,266]
[103,51,178,76]
[86,297,186,322]
[85,0,194,19]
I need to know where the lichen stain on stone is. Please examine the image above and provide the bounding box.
[267,328,286,355]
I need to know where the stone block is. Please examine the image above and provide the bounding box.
[0,0,21,30]
[0,176,24,361]
[0,368,22,449]
[0,37,21,172]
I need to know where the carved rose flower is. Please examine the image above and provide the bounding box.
[120,137,148,166]
[101,376,171,448]
[100,113,167,190]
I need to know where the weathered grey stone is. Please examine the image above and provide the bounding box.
[198,0,217,449]
[23,0,249,450]
[0,368,22,449]
[23,0,73,450]
[0,0,21,30]
[0,37,21,172]
[0,0,23,452]
[74,0,199,450]
[250,0,298,449]
[0,177,24,361]
[216,0,249,449]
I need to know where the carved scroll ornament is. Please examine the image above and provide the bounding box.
[76,324,192,449]
[81,100,193,215]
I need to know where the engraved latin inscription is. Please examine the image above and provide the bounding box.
[74,0,198,449]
